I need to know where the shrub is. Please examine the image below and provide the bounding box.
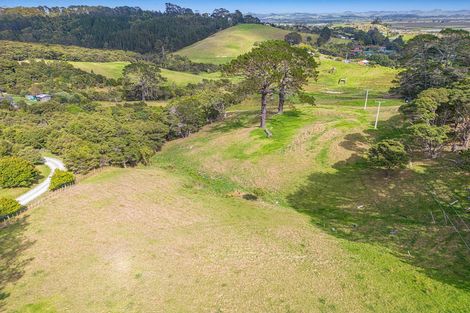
[0,157,39,187]
[49,170,75,191]
[285,32,302,45]
[0,140,13,157]
[0,198,22,216]
[14,146,44,165]
[368,139,409,170]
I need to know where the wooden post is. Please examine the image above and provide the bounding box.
[364,90,369,110]
[374,101,382,130]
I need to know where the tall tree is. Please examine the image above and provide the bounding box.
[122,62,166,101]
[449,79,470,149]
[284,32,302,45]
[396,30,470,99]
[317,27,332,46]
[224,41,286,128]
[276,44,318,114]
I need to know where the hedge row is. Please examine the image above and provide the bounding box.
[0,197,22,217]
[49,170,75,191]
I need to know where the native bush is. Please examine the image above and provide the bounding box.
[49,170,76,191]
[368,139,409,170]
[0,197,22,216]
[0,157,39,187]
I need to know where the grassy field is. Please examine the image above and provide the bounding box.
[2,100,468,312]
[1,39,469,312]
[69,61,224,85]
[0,165,50,200]
[175,24,314,64]
[160,69,224,85]
[311,56,399,94]
[69,61,130,80]
[303,56,402,107]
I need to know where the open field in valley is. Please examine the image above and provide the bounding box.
[69,61,225,85]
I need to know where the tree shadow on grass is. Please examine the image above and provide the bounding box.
[287,116,470,292]
[209,109,302,134]
[0,216,35,309]
[208,111,257,134]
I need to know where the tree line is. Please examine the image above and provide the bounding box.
[368,29,470,171]
[0,78,245,174]
[0,60,113,97]
[225,40,317,128]
[0,4,260,54]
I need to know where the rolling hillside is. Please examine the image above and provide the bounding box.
[174,24,314,64]
[2,100,469,312]
[68,61,223,85]
[2,51,469,312]
[1,22,468,313]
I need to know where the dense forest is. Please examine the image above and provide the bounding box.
[0,79,244,173]
[0,40,139,62]
[0,60,113,96]
[0,4,260,53]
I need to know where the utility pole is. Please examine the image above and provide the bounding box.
[374,101,382,129]
[364,90,369,110]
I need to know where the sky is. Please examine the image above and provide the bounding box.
[2,0,470,13]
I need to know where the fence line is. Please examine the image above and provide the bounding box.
[0,167,106,228]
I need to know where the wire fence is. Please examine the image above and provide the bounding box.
[0,167,105,228]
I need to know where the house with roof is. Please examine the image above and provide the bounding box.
[36,94,51,102]
[26,94,52,102]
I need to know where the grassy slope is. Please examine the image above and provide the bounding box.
[69,61,223,85]
[160,69,224,85]
[311,56,399,94]
[175,24,309,64]
[68,61,129,80]
[1,44,469,313]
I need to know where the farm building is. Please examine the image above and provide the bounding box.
[26,94,52,102]
[36,94,52,102]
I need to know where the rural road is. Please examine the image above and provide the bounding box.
[16,157,66,206]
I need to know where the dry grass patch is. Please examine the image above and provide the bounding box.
[1,167,372,313]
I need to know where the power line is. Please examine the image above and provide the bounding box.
[428,187,470,251]
[448,201,470,232]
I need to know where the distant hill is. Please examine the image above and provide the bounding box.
[0,40,139,62]
[175,24,313,64]
[254,10,470,24]
[0,5,258,53]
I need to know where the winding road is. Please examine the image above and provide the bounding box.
[16,157,66,206]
